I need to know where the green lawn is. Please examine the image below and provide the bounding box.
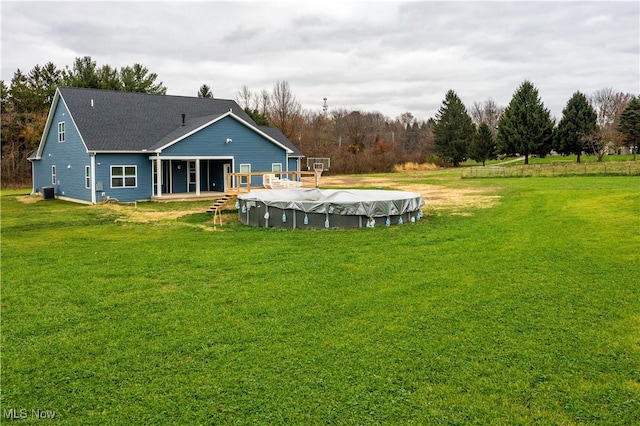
[2,175,639,424]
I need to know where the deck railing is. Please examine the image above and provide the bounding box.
[226,170,321,193]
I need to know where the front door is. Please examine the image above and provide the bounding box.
[188,161,196,192]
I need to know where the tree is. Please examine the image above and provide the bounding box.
[2,64,63,186]
[244,107,269,126]
[257,89,270,117]
[343,111,367,154]
[470,98,503,135]
[554,91,597,163]
[63,56,101,88]
[268,80,301,140]
[0,80,8,110]
[235,85,253,109]
[97,65,122,91]
[433,90,475,166]
[119,64,166,94]
[497,80,554,164]
[590,88,633,128]
[618,96,640,161]
[589,88,633,156]
[197,84,213,98]
[62,57,167,94]
[469,122,497,166]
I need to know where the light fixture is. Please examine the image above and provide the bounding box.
[226,138,232,144]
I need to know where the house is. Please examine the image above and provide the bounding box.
[29,87,304,204]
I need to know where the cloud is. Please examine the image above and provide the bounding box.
[1,1,638,121]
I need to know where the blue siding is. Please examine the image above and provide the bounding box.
[33,108,302,203]
[288,157,300,172]
[33,100,92,202]
[162,117,289,186]
[94,153,153,202]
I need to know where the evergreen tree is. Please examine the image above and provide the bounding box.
[244,107,270,126]
[497,80,554,164]
[618,96,640,161]
[63,56,100,88]
[433,89,475,166]
[197,84,213,98]
[554,91,597,162]
[97,65,122,91]
[120,64,166,94]
[469,122,497,166]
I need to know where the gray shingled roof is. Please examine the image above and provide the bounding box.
[58,87,303,157]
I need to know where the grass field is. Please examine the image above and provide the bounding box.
[2,173,639,424]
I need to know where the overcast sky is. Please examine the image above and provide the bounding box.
[1,1,638,121]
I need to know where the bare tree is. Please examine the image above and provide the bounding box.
[470,98,503,135]
[235,85,254,110]
[269,80,302,140]
[257,89,270,117]
[590,88,632,128]
[589,88,633,155]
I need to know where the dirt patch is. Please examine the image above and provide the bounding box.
[97,203,207,223]
[320,175,500,212]
[16,195,42,204]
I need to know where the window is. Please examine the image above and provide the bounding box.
[272,163,282,178]
[111,165,137,188]
[240,164,251,185]
[85,166,91,189]
[51,165,57,185]
[58,122,65,143]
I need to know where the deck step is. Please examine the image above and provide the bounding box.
[206,195,235,213]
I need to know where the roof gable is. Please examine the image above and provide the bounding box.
[149,111,295,154]
[55,87,276,152]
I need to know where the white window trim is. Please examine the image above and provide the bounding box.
[85,165,91,189]
[272,162,282,178]
[239,163,251,185]
[58,122,65,143]
[51,165,57,185]
[110,165,138,189]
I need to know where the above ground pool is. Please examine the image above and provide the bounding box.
[237,188,425,229]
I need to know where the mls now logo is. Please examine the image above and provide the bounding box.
[3,408,56,419]
[3,408,28,419]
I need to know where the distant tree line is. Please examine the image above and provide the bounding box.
[232,80,638,173]
[2,56,638,187]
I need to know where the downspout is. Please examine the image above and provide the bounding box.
[30,159,35,195]
[90,153,97,204]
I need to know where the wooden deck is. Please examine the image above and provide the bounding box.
[151,191,228,201]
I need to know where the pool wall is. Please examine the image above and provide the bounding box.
[237,189,424,229]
